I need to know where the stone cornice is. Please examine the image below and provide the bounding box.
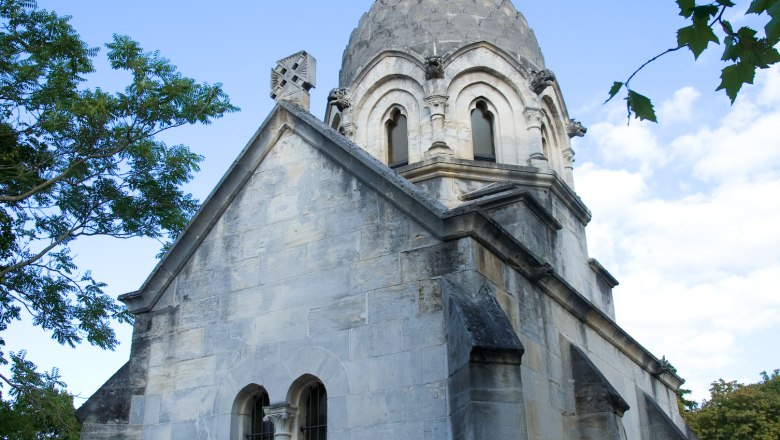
[589,258,620,288]
[398,156,592,226]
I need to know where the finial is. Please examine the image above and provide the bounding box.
[270,51,316,111]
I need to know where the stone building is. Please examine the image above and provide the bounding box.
[77,1,698,439]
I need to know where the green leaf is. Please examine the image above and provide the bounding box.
[747,0,771,14]
[677,0,695,17]
[766,0,780,42]
[717,62,757,102]
[720,19,734,36]
[678,19,720,58]
[716,0,736,6]
[626,90,658,122]
[605,81,624,103]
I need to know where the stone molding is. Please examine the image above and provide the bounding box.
[119,102,684,391]
[398,156,591,226]
[589,258,620,288]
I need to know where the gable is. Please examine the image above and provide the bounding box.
[131,111,440,315]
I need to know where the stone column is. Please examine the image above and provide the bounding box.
[562,148,575,188]
[424,94,452,157]
[264,404,297,440]
[523,107,548,168]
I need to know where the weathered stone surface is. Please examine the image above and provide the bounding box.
[340,0,545,87]
[81,1,697,438]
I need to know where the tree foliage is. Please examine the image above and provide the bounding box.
[0,0,237,378]
[608,0,780,122]
[0,351,80,439]
[683,370,780,440]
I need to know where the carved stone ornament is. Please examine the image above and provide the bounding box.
[270,51,316,105]
[528,263,554,281]
[424,94,448,116]
[327,87,352,111]
[425,55,445,80]
[339,122,356,139]
[263,404,297,439]
[523,107,544,129]
[562,148,575,166]
[567,119,588,138]
[531,69,556,94]
[654,356,676,376]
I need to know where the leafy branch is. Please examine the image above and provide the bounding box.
[607,0,780,123]
[0,0,238,370]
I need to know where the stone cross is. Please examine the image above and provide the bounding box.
[270,51,316,111]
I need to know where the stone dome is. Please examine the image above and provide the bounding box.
[339,0,545,87]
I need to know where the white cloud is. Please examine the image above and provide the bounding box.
[658,86,701,123]
[588,119,667,174]
[576,68,780,401]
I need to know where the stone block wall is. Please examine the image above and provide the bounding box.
[97,130,454,439]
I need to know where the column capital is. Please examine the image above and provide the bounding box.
[263,404,298,439]
[424,94,449,116]
[523,107,544,129]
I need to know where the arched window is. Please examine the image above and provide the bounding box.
[300,382,327,440]
[541,124,550,159]
[232,386,275,440]
[471,100,496,161]
[247,391,274,440]
[386,109,408,167]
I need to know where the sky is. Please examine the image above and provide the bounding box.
[3,0,779,406]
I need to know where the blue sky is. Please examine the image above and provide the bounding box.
[5,1,779,405]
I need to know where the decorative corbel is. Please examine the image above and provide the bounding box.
[531,69,556,94]
[425,55,445,80]
[567,119,587,138]
[327,87,352,111]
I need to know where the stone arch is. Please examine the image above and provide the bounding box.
[287,374,329,440]
[356,80,425,165]
[541,95,569,176]
[450,76,521,163]
[230,383,273,440]
[384,105,410,166]
[282,346,350,398]
[445,43,535,106]
[347,50,426,94]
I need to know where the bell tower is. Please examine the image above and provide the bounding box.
[324,0,613,315]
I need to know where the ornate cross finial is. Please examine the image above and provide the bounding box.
[567,119,588,138]
[271,51,316,110]
[531,69,556,94]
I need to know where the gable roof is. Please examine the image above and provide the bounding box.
[118,101,683,390]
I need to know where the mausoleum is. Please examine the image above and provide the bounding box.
[77,1,698,439]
